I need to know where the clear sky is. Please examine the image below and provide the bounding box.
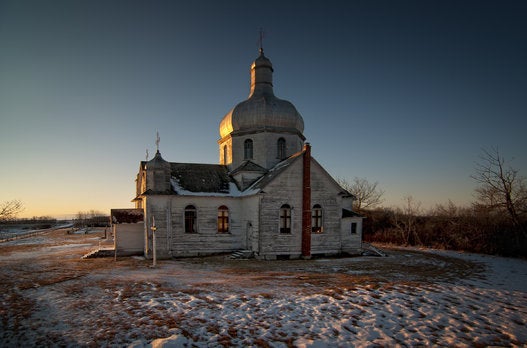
[1,0,526,218]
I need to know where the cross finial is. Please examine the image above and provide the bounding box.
[146,149,149,161]
[155,131,160,153]
[258,28,264,55]
[151,216,157,231]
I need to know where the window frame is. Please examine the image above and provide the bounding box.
[217,205,229,233]
[277,137,286,160]
[279,204,292,234]
[312,204,323,233]
[184,205,197,233]
[351,222,357,234]
[244,139,253,160]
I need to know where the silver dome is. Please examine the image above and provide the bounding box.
[219,51,304,139]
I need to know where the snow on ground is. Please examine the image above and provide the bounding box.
[0,230,526,347]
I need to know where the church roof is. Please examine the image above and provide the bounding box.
[165,148,304,196]
[138,146,354,199]
[230,160,268,175]
[170,163,235,194]
[244,148,356,199]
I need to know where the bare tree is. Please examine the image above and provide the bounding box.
[392,195,422,246]
[76,210,106,228]
[338,177,385,212]
[471,147,526,235]
[0,200,24,221]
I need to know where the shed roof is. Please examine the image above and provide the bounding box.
[342,209,363,218]
[110,209,144,224]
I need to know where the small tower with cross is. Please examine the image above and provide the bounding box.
[145,131,171,193]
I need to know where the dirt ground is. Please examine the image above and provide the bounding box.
[0,228,483,293]
[0,228,523,347]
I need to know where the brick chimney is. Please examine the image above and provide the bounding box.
[302,143,312,258]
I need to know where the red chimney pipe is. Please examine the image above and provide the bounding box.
[302,143,312,258]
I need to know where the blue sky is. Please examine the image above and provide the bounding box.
[1,0,526,218]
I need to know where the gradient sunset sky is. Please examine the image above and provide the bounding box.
[1,0,526,218]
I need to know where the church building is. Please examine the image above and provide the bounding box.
[115,47,363,260]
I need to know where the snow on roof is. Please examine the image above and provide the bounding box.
[166,162,263,197]
[171,179,260,197]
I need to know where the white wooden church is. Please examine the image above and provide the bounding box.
[111,48,363,260]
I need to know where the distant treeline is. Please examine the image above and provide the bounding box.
[1,216,59,230]
[2,216,57,224]
[2,214,110,228]
[362,203,527,257]
[74,210,110,228]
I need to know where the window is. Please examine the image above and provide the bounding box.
[185,205,197,233]
[217,205,229,233]
[351,222,357,234]
[279,204,291,234]
[223,145,228,165]
[277,137,286,160]
[244,139,253,159]
[312,204,323,233]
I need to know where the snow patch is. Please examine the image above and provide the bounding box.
[1,237,526,347]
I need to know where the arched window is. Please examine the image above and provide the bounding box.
[223,145,228,165]
[277,137,286,160]
[312,204,323,233]
[184,205,197,233]
[279,204,291,234]
[217,205,229,233]
[244,139,253,160]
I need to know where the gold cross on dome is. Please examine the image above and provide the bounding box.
[258,28,264,54]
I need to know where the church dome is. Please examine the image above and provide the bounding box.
[219,50,304,139]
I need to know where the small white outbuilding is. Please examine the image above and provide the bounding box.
[111,209,144,256]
